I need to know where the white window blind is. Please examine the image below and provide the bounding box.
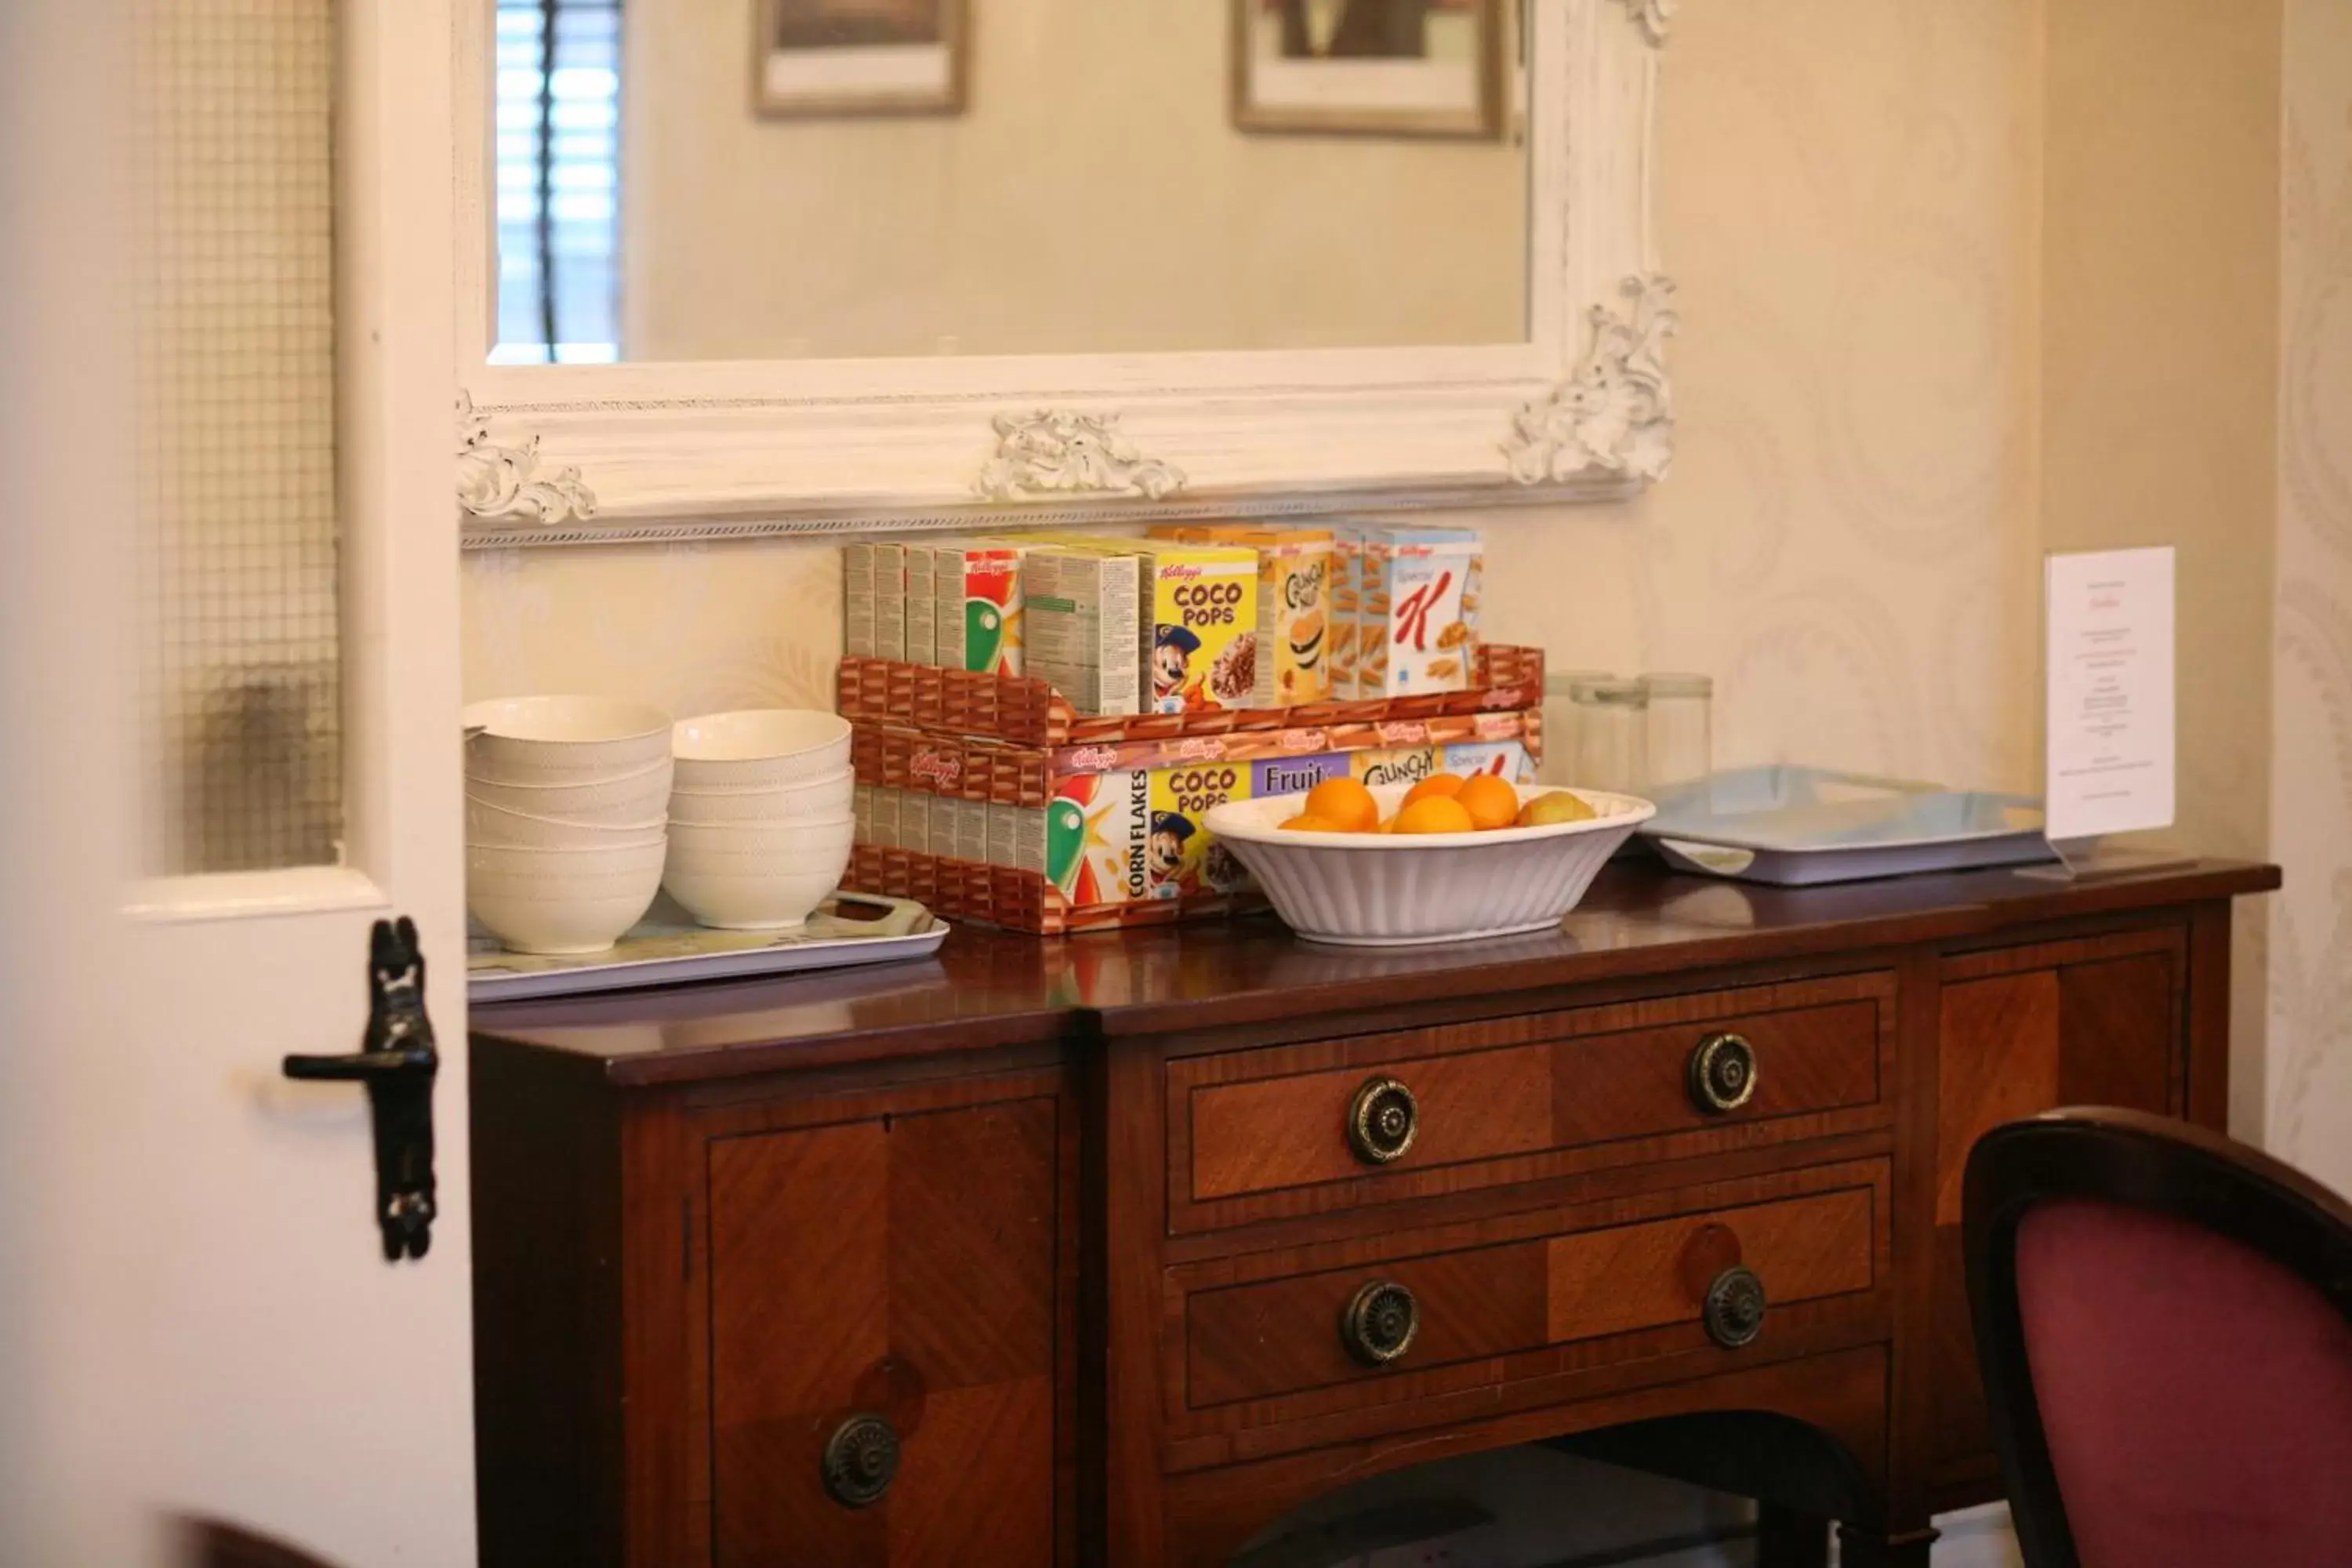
[493,0,623,365]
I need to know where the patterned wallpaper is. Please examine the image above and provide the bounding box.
[2270,0,2352,1194]
[466,0,2048,798]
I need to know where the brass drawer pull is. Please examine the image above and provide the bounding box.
[1704,1265,1767,1348]
[1341,1279,1421,1366]
[821,1413,900,1508]
[1687,1031,1759,1115]
[1348,1076,1421,1165]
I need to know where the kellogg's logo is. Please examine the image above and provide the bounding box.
[911,750,963,787]
[1377,721,1428,746]
[1069,745,1120,771]
[1171,737,1225,761]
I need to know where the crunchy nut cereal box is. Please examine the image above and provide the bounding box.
[1349,746,1440,791]
[1044,769,1151,906]
[1147,762,1252,899]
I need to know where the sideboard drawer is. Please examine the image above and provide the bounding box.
[1169,972,1893,1232]
[1167,1160,1889,1450]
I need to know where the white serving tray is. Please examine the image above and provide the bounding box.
[467,891,947,1002]
[1640,766,2056,887]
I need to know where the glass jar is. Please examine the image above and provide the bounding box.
[1539,670,1615,786]
[1570,678,1647,795]
[1641,672,1714,790]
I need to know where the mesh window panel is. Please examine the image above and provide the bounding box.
[132,0,343,877]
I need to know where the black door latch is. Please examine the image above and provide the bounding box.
[282,916,440,1261]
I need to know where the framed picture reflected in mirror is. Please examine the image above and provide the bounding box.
[1232,0,1506,140]
[753,0,970,118]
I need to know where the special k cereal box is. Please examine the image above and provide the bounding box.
[1354,525,1479,697]
[1044,769,1151,906]
[1150,526,1333,707]
[1349,745,1439,791]
[930,540,1025,677]
[1249,752,1352,804]
[1443,739,1533,782]
[1142,545,1258,714]
[1147,762,1252,898]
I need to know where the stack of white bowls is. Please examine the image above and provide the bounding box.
[463,696,673,954]
[662,710,854,930]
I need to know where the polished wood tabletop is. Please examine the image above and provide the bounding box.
[470,858,2278,1085]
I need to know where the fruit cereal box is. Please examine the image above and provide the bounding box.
[1150,526,1333,707]
[1147,762,1252,898]
[1249,752,1352,804]
[929,540,1025,677]
[1044,769,1152,906]
[1352,524,1479,698]
[1349,746,1439,791]
[1142,544,1258,714]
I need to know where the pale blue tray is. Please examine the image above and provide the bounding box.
[1641,766,2056,886]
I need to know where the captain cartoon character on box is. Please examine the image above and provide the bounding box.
[1151,624,1200,711]
[1147,763,1252,898]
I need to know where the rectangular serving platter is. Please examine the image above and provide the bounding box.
[1641,766,2057,887]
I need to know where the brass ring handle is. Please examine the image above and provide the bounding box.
[1341,1279,1421,1366]
[821,1413,900,1508]
[1687,1032,1759,1115]
[1704,1265,1767,1348]
[1347,1076,1421,1165]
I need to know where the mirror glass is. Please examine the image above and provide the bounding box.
[492,0,1531,365]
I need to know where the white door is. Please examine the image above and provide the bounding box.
[0,2,474,1564]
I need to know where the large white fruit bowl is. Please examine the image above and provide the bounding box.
[1203,783,1654,947]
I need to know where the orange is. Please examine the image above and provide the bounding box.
[1302,776,1379,833]
[1392,796,1475,834]
[1402,772,1465,808]
[1279,812,1347,833]
[1455,773,1522,832]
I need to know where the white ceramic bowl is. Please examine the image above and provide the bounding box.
[671,709,852,791]
[466,838,667,955]
[666,769,855,825]
[464,695,673,783]
[465,793,667,849]
[1203,783,1655,947]
[661,822,853,931]
[663,814,855,864]
[462,760,676,824]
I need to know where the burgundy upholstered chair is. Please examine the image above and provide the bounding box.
[1963,1107,2352,1568]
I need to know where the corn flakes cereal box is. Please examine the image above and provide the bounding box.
[930,540,1025,677]
[1044,769,1151,906]
[1248,752,1352,804]
[1023,545,1145,716]
[903,545,937,665]
[1142,545,1258,714]
[1147,762,1253,898]
[1443,740,1533,782]
[1353,524,1479,697]
[1350,746,1439,791]
[1151,526,1334,707]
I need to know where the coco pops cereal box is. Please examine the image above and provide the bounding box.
[1143,544,1258,714]
[1146,762,1253,899]
[1150,525,1334,707]
[1044,769,1152,906]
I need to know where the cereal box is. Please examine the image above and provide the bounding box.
[903,544,937,665]
[1443,740,1532,782]
[841,543,877,659]
[871,542,907,661]
[1249,752,1353,804]
[1142,544,1258,714]
[988,802,1046,873]
[1327,532,1363,699]
[930,540,1025,677]
[868,786,902,848]
[1044,769,1152,906]
[950,797,991,864]
[1151,526,1334,707]
[898,789,931,855]
[1023,544,1145,716]
[1353,525,1479,698]
[1147,762,1253,898]
[1349,746,1440,791]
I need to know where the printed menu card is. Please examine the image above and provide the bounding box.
[2043,546,2176,844]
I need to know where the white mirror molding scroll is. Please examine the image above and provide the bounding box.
[449,0,1675,549]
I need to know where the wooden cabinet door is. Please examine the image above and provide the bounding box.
[1925,927,2186,1490]
[705,1089,1065,1565]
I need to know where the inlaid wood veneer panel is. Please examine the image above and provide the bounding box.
[1185,996,1882,1204]
[1184,1185,1876,1408]
[1934,973,2061,1225]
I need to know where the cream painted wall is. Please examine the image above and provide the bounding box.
[622,0,1528,360]
[2270,0,2352,1193]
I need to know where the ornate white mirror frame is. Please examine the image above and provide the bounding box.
[450,0,1675,549]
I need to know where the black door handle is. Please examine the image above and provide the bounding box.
[282,916,440,1261]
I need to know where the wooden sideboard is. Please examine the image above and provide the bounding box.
[470,858,2277,1567]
